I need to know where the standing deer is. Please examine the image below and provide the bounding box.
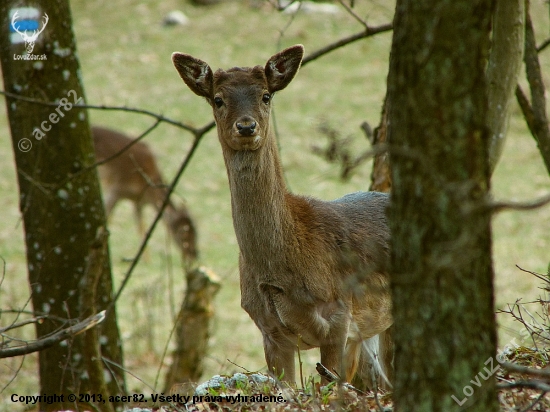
[172,45,392,385]
[92,126,197,264]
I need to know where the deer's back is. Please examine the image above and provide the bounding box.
[299,191,390,278]
[92,126,164,204]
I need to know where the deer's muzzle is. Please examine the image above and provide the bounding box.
[235,117,257,137]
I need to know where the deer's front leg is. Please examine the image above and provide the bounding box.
[319,312,350,383]
[262,330,296,383]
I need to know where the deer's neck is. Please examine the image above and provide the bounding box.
[223,135,295,264]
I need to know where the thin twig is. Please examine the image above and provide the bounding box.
[302,23,393,67]
[297,335,305,390]
[0,89,213,133]
[226,359,252,374]
[0,316,48,334]
[516,265,550,285]
[337,0,368,28]
[102,356,157,393]
[315,362,367,395]
[537,37,550,53]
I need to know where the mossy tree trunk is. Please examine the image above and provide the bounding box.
[387,1,498,411]
[0,1,124,410]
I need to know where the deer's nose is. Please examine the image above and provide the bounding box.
[236,119,257,136]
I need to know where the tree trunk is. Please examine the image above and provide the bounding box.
[0,1,124,409]
[487,0,525,172]
[164,267,221,393]
[387,1,498,411]
[369,98,392,193]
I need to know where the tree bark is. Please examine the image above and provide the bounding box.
[164,267,221,393]
[486,0,525,172]
[0,1,124,409]
[369,98,392,192]
[515,0,550,175]
[387,1,498,411]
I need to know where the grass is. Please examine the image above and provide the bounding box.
[0,0,549,407]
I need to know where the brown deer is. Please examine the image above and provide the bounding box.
[92,126,197,264]
[172,45,392,385]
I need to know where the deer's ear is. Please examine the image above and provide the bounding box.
[265,44,304,93]
[172,52,213,99]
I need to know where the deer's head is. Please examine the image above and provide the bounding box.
[11,11,49,54]
[172,45,304,151]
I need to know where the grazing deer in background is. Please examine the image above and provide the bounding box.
[172,45,392,386]
[92,126,197,264]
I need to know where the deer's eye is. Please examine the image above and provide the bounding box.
[262,93,271,104]
[214,96,224,108]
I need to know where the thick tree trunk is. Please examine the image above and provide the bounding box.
[387,1,498,411]
[0,1,124,409]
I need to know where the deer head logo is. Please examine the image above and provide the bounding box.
[11,11,49,54]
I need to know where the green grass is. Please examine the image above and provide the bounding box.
[1,0,549,404]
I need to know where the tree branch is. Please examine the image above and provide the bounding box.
[0,89,215,134]
[337,0,368,28]
[537,37,550,53]
[517,3,550,174]
[0,311,106,358]
[497,380,550,392]
[302,23,393,67]
[500,361,550,379]
[488,192,550,213]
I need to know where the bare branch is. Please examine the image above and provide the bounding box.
[537,37,550,53]
[515,265,550,285]
[498,379,550,391]
[0,89,214,134]
[0,316,48,334]
[488,192,550,214]
[337,0,368,28]
[302,23,393,67]
[0,311,106,358]
[518,5,550,174]
[516,84,538,138]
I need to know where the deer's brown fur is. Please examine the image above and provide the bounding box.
[92,126,197,263]
[172,45,392,384]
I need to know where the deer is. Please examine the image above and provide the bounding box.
[92,126,197,265]
[172,45,392,387]
[11,11,49,54]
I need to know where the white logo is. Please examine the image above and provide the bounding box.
[11,9,49,54]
